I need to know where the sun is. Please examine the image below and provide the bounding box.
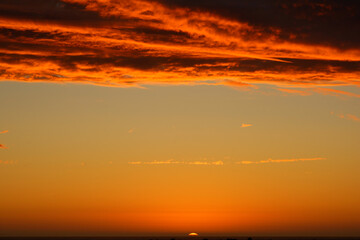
[188,233,199,236]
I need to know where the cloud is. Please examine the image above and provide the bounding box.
[241,123,252,128]
[346,114,360,122]
[130,157,325,166]
[128,161,142,165]
[128,128,135,134]
[128,159,224,165]
[223,80,257,90]
[188,160,224,165]
[278,88,311,96]
[0,160,17,165]
[313,88,360,98]
[278,87,360,98]
[237,157,326,165]
[0,130,8,149]
[0,0,359,88]
[332,112,360,122]
[0,144,7,149]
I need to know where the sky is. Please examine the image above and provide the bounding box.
[0,0,360,237]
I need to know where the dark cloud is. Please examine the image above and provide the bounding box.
[0,0,101,24]
[0,0,359,88]
[157,0,360,50]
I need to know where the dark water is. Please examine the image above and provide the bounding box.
[0,237,359,240]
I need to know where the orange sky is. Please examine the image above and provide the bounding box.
[1,0,360,237]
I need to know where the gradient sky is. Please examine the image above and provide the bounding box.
[0,0,360,237]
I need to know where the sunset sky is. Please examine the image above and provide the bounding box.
[0,0,360,237]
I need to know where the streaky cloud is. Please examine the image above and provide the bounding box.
[238,157,326,165]
[0,144,7,149]
[0,160,16,165]
[278,88,312,96]
[128,159,224,165]
[313,88,360,98]
[0,0,359,89]
[332,112,360,122]
[0,130,8,150]
[346,114,360,122]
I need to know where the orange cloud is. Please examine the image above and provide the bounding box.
[278,87,360,98]
[278,88,312,96]
[0,130,8,150]
[0,1,359,89]
[0,160,17,165]
[241,123,253,128]
[333,112,360,122]
[313,88,360,98]
[238,157,326,165]
[188,160,224,166]
[223,80,257,90]
[346,114,360,122]
[128,161,142,165]
[129,159,224,165]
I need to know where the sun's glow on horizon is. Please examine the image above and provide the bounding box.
[188,233,199,236]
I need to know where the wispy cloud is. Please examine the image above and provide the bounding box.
[128,161,142,165]
[223,80,258,90]
[346,114,360,122]
[0,160,17,165]
[0,1,359,88]
[188,160,224,165]
[278,88,311,96]
[130,157,326,166]
[314,88,360,98]
[241,123,253,128]
[0,144,8,149]
[332,112,360,122]
[128,159,224,165]
[278,88,360,98]
[0,130,8,149]
[237,157,326,165]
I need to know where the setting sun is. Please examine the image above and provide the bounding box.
[188,233,199,236]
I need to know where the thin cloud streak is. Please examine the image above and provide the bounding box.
[238,157,326,165]
[241,123,253,128]
[346,114,360,122]
[278,88,312,96]
[0,130,8,150]
[313,88,360,98]
[333,112,360,122]
[0,160,16,165]
[278,88,360,99]
[0,0,359,88]
[129,157,326,166]
[128,159,224,165]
